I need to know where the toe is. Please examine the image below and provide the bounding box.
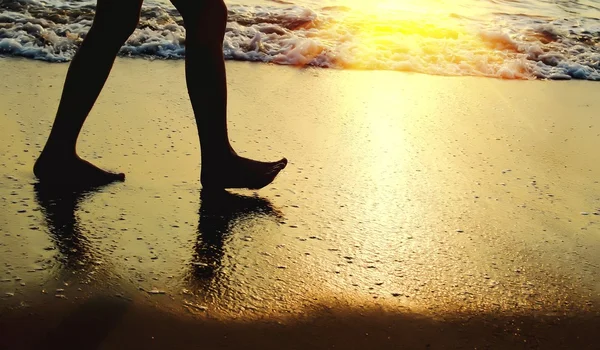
[270,158,288,173]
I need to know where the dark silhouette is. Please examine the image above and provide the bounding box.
[190,189,282,288]
[33,296,131,350]
[33,0,287,189]
[34,182,282,293]
[34,183,100,272]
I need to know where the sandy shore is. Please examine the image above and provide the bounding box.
[0,57,599,348]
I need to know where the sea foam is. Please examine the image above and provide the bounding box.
[0,0,599,80]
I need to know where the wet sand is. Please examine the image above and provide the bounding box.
[0,58,599,349]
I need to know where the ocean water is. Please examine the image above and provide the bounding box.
[0,0,599,80]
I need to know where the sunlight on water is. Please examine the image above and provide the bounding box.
[312,0,530,77]
[342,0,473,14]
[1,0,599,79]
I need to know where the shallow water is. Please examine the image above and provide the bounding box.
[1,0,599,80]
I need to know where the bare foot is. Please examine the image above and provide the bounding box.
[34,153,125,187]
[201,154,287,190]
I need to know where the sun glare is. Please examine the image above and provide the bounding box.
[320,0,519,76]
[348,0,474,16]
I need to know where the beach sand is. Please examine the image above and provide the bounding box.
[0,58,599,348]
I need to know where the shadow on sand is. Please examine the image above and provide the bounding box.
[2,296,599,349]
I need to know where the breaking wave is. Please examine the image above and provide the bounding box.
[1,0,599,80]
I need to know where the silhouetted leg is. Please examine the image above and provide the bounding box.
[34,0,143,186]
[170,0,287,190]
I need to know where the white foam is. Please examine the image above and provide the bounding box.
[0,0,599,80]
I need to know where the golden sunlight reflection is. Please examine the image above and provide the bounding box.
[323,70,433,258]
[314,0,528,78]
[340,0,478,16]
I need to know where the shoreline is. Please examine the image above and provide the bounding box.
[7,55,600,82]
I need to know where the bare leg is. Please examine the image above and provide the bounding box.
[34,0,143,186]
[171,0,287,190]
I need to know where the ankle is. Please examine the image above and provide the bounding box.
[201,148,237,165]
[39,143,76,159]
[37,152,78,170]
[42,134,77,154]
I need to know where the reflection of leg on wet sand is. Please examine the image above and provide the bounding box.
[33,183,103,272]
[190,189,282,285]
